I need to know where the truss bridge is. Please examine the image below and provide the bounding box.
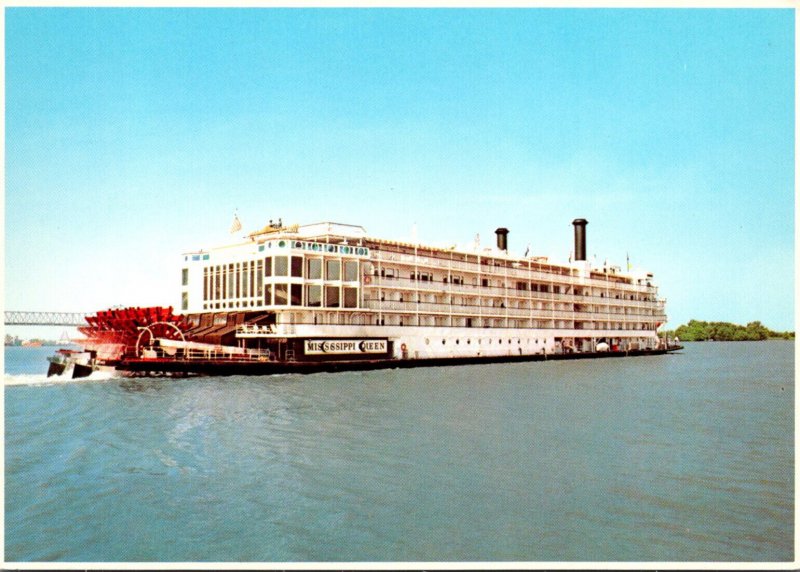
[4,311,89,326]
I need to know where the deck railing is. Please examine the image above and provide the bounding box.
[360,299,665,321]
[140,346,273,362]
[364,276,661,306]
[236,323,276,336]
[371,252,658,293]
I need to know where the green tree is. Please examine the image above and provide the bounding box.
[670,319,793,341]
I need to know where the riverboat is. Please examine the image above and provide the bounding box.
[66,218,680,376]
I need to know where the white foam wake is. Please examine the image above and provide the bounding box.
[4,370,123,386]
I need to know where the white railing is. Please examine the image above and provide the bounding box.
[361,299,663,321]
[236,323,276,335]
[371,252,659,293]
[364,276,662,309]
[148,346,272,362]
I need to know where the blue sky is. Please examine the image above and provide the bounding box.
[5,8,795,338]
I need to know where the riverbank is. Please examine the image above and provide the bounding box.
[667,320,794,342]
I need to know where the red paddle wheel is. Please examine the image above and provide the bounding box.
[78,306,190,363]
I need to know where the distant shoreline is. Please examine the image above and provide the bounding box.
[677,338,793,342]
[666,320,794,342]
[4,342,77,348]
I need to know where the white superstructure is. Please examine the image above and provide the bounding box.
[178,220,668,362]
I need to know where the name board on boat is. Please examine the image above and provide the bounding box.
[304,339,388,355]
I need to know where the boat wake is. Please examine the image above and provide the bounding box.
[4,370,123,387]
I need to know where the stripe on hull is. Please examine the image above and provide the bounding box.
[118,346,683,377]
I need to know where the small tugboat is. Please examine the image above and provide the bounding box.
[46,349,97,379]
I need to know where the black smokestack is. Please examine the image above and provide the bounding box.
[572,219,588,261]
[495,227,509,252]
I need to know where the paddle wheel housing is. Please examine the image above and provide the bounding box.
[78,306,190,363]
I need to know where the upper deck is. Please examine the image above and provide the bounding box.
[179,221,666,332]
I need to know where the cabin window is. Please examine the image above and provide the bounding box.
[274,284,288,305]
[343,287,358,308]
[181,268,188,286]
[326,260,341,281]
[291,256,303,278]
[235,264,241,297]
[344,260,358,282]
[250,263,255,297]
[242,266,249,297]
[274,256,288,276]
[307,258,322,280]
[264,284,273,305]
[256,260,263,296]
[181,292,188,310]
[264,257,272,277]
[290,284,302,306]
[307,285,322,307]
[325,285,340,307]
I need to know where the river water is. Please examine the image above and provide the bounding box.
[4,342,794,562]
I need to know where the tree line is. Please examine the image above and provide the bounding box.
[666,320,794,341]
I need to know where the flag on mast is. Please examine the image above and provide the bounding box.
[626,252,631,271]
[230,212,242,234]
